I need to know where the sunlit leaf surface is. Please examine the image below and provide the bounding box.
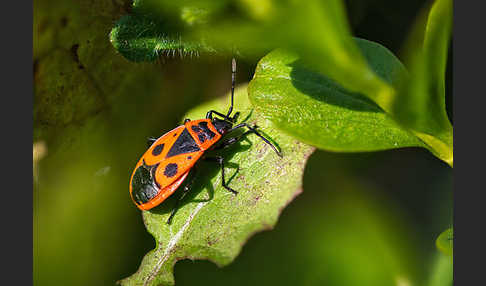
[248,40,426,152]
[121,85,314,286]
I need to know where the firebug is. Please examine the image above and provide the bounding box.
[129,59,282,224]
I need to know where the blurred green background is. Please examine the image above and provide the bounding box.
[33,0,452,285]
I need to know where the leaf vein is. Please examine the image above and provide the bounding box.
[144,201,208,286]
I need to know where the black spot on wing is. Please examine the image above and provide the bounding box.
[191,126,202,133]
[166,128,201,157]
[197,133,206,143]
[164,163,178,178]
[152,143,164,156]
[198,122,216,139]
[191,121,216,143]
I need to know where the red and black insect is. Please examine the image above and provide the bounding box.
[129,59,282,224]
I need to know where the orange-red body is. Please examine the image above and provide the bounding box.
[129,119,222,210]
[129,58,282,225]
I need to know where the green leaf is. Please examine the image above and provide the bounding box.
[109,0,403,126]
[110,14,216,62]
[109,0,453,165]
[436,228,453,256]
[196,0,397,112]
[109,0,398,116]
[395,0,452,132]
[248,40,426,152]
[204,0,454,165]
[120,85,314,286]
[393,0,453,165]
[109,1,218,62]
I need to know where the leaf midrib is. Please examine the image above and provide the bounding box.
[144,200,208,286]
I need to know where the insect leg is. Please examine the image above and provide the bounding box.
[167,169,197,224]
[228,123,282,157]
[231,111,240,122]
[206,110,240,123]
[213,130,253,150]
[206,110,230,121]
[204,156,238,195]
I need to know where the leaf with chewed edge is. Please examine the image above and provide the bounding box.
[119,84,314,286]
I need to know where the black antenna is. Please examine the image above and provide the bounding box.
[226,58,236,117]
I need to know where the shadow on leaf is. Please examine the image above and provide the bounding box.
[288,59,382,113]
